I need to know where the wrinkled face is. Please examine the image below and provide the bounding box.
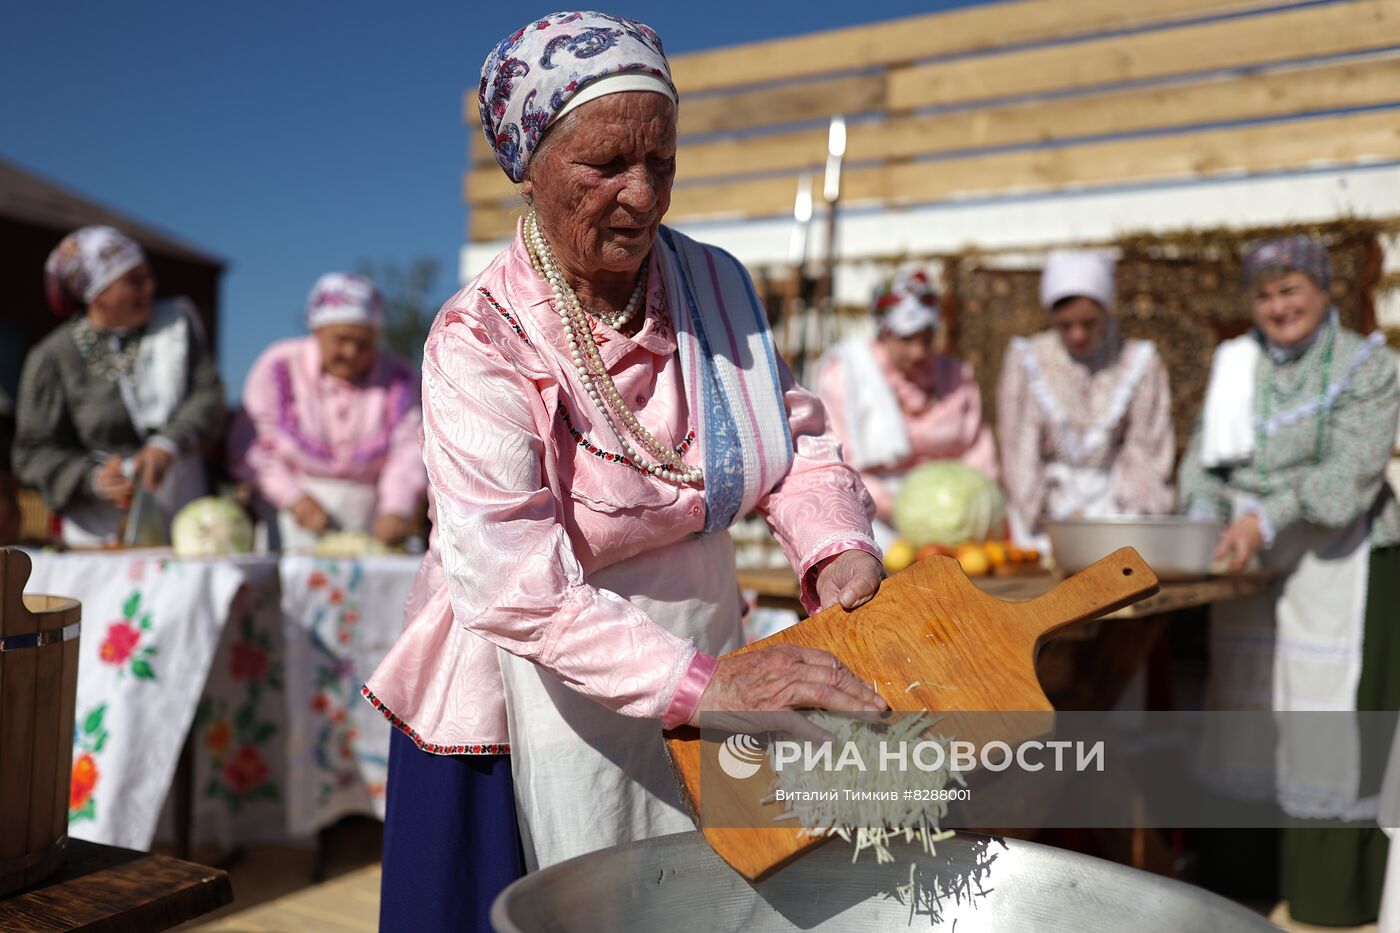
[89,262,155,328]
[314,323,377,382]
[1251,270,1330,348]
[881,328,936,381]
[522,91,677,278]
[1050,296,1109,359]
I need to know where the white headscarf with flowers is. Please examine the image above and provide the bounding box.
[305,273,384,330]
[44,226,146,317]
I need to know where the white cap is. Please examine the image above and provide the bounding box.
[1040,250,1116,311]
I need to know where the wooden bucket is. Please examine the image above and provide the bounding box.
[0,548,80,896]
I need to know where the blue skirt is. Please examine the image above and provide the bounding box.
[379,728,524,933]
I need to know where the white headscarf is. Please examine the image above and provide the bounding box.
[1040,250,1116,311]
[44,226,146,315]
[305,273,384,330]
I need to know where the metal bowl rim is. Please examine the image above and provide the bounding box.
[1042,516,1223,529]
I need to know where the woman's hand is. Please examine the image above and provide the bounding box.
[92,455,133,508]
[372,513,412,547]
[289,495,330,534]
[1214,514,1264,572]
[132,444,174,493]
[814,549,885,611]
[689,644,888,725]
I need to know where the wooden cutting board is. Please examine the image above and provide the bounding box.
[664,547,1159,881]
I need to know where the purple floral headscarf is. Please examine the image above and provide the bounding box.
[478,11,678,183]
[44,225,146,316]
[1242,234,1333,293]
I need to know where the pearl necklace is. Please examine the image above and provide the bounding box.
[582,267,648,330]
[525,212,703,485]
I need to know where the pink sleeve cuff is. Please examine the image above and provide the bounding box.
[661,651,718,729]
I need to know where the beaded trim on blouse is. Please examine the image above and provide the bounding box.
[478,287,530,343]
[361,685,509,756]
[558,406,695,476]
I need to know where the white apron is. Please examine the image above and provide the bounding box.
[61,452,206,547]
[1202,517,1373,819]
[275,475,379,552]
[500,530,744,871]
[1007,462,1118,553]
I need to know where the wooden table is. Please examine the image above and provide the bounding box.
[0,840,232,932]
[737,566,1270,619]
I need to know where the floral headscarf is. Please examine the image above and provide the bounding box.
[305,273,384,330]
[478,11,678,183]
[872,270,940,337]
[1241,234,1332,293]
[44,225,146,316]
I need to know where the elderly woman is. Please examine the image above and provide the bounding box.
[818,270,998,548]
[364,12,887,931]
[230,273,426,550]
[15,226,224,546]
[996,250,1175,550]
[1179,235,1400,927]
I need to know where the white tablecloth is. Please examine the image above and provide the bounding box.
[22,548,421,850]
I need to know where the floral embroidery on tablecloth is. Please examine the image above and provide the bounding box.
[99,590,158,681]
[69,703,109,823]
[195,608,283,811]
[304,559,367,805]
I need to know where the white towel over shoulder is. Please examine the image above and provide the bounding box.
[829,338,910,471]
[1200,334,1261,469]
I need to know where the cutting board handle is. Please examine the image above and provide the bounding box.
[1013,547,1159,642]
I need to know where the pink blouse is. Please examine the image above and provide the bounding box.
[231,337,427,517]
[818,345,999,520]
[363,227,877,754]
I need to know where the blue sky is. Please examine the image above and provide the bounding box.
[1,1,981,400]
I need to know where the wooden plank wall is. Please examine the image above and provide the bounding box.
[464,0,1400,242]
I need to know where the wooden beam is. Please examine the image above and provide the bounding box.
[466,55,1400,206]
[680,72,885,138]
[467,109,1400,239]
[888,0,1400,111]
[666,0,1288,94]
[883,108,1400,204]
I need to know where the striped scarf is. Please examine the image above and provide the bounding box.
[655,227,794,532]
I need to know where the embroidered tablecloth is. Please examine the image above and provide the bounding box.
[22,550,250,850]
[23,549,420,850]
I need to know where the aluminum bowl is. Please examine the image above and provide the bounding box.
[491,831,1275,932]
[1044,516,1223,580]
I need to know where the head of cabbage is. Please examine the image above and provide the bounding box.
[892,461,1005,547]
[171,497,254,558]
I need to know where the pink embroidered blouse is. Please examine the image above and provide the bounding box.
[231,337,426,517]
[363,229,877,754]
[818,345,1000,520]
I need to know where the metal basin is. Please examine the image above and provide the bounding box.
[491,831,1275,932]
[1044,516,1223,580]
